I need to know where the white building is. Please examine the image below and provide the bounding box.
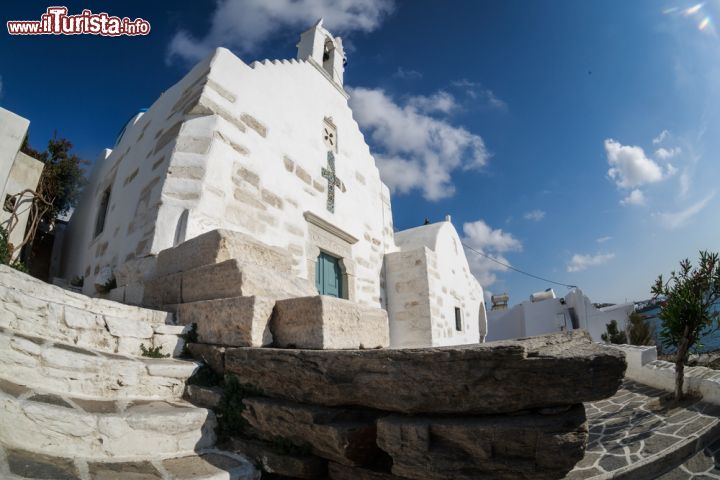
[0,107,44,258]
[486,287,634,342]
[59,20,486,348]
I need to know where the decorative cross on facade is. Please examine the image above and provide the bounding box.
[321,151,345,213]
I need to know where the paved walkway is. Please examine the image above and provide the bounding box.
[566,380,720,479]
[658,438,720,479]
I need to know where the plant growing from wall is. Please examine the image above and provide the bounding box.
[140,343,169,358]
[627,311,655,346]
[0,226,29,272]
[652,251,720,401]
[601,320,628,344]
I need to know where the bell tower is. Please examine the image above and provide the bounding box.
[297,19,346,87]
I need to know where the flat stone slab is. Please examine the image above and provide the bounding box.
[156,229,294,276]
[378,404,587,480]
[566,380,720,480]
[187,343,226,374]
[272,296,390,349]
[177,296,275,347]
[229,436,327,479]
[225,331,626,415]
[144,259,315,306]
[6,447,80,479]
[242,396,381,466]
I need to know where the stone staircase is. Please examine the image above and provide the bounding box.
[0,265,258,480]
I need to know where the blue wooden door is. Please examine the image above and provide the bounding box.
[315,252,342,298]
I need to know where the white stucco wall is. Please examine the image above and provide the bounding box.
[0,108,30,194]
[0,152,44,252]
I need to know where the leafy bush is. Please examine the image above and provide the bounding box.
[601,320,628,344]
[0,226,28,273]
[627,312,654,346]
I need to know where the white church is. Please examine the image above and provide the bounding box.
[58,20,487,348]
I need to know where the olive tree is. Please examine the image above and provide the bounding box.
[652,251,720,401]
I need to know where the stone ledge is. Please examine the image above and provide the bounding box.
[376,405,587,480]
[225,331,626,415]
[241,396,381,466]
[155,229,293,277]
[272,296,389,349]
[144,259,315,307]
[177,296,275,347]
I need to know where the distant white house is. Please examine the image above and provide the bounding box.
[486,288,634,342]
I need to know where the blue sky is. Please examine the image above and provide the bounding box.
[1,1,719,305]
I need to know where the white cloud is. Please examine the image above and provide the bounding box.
[407,90,457,115]
[349,87,489,200]
[462,220,522,286]
[567,253,615,273]
[605,139,668,189]
[620,189,646,206]
[392,67,422,80]
[596,236,613,243]
[523,209,546,221]
[655,146,682,160]
[655,192,715,229]
[451,79,507,110]
[653,129,670,144]
[167,0,394,63]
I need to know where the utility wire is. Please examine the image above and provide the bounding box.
[462,242,578,290]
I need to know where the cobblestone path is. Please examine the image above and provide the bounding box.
[566,380,720,479]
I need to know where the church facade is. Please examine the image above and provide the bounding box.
[60,20,487,348]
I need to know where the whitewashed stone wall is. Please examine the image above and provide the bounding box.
[62,48,394,309]
[387,221,486,347]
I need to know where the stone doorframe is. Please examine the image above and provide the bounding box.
[304,211,358,302]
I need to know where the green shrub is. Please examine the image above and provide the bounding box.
[140,343,169,358]
[601,320,628,344]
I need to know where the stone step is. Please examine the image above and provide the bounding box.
[0,378,217,460]
[184,384,223,409]
[0,327,198,401]
[272,296,390,349]
[0,446,259,479]
[225,330,626,415]
[155,229,294,277]
[177,296,275,347]
[0,266,182,357]
[144,259,315,307]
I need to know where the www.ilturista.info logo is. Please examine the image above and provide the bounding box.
[7,7,151,36]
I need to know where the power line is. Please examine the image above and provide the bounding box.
[461,242,578,290]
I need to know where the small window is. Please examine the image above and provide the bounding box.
[455,307,463,332]
[323,118,337,152]
[3,194,15,213]
[94,188,111,238]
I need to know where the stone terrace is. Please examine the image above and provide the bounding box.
[567,380,720,480]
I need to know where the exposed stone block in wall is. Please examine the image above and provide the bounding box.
[240,113,267,137]
[328,463,402,480]
[261,189,283,209]
[232,190,266,211]
[206,78,236,103]
[186,96,247,134]
[168,166,205,180]
[285,223,304,237]
[124,168,139,186]
[283,155,295,172]
[214,130,249,156]
[229,436,327,479]
[295,165,311,185]
[186,343,226,375]
[355,172,366,185]
[174,136,212,155]
[153,122,182,155]
[312,180,325,193]
[235,167,260,189]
